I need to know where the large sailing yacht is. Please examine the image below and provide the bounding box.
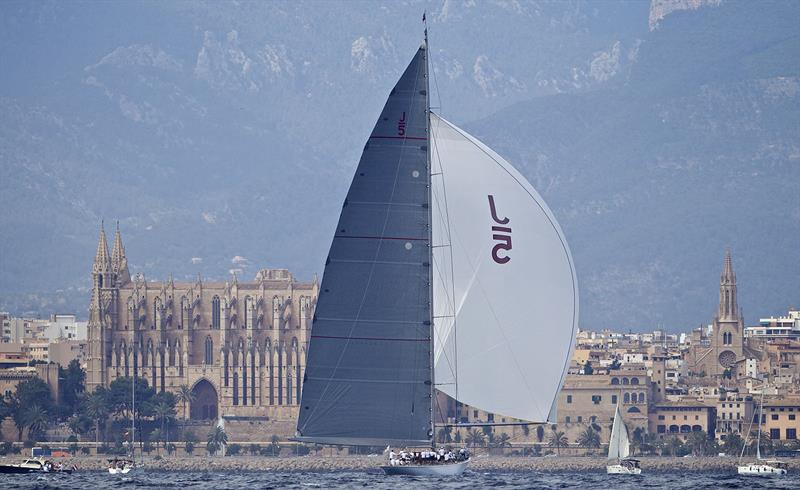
[294,32,578,476]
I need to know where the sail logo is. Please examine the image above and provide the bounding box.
[397,112,406,135]
[488,195,512,264]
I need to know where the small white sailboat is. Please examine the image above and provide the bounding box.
[294,27,578,478]
[738,391,787,476]
[606,404,641,475]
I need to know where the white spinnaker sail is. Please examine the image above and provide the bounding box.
[430,113,578,423]
[608,404,630,460]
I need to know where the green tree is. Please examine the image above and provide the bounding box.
[152,393,177,445]
[12,378,54,440]
[583,361,594,375]
[453,430,462,444]
[269,435,281,456]
[665,435,683,456]
[227,443,241,456]
[24,404,49,442]
[58,360,86,419]
[150,428,164,454]
[465,428,486,448]
[175,384,195,438]
[548,431,568,455]
[249,443,262,456]
[85,388,110,445]
[493,432,512,449]
[536,425,545,443]
[722,434,744,456]
[577,425,601,450]
[687,430,713,456]
[207,426,228,456]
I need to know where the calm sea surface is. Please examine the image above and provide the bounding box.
[2,470,799,489]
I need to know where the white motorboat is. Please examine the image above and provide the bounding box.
[607,404,641,475]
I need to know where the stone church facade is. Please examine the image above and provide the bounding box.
[687,250,758,379]
[86,224,318,421]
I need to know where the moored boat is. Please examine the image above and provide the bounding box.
[0,457,48,474]
[606,403,642,475]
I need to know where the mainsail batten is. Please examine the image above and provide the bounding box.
[296,46,433,446]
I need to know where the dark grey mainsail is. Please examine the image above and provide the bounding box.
[295,45,432,446]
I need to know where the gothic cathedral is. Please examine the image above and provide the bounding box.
[86,223,318,421]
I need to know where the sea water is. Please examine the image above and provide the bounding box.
[2,470,799,489]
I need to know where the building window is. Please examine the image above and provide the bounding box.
[212,296,221,329]
[624,393,630,403]
[658,415,665,420]
[565,416,571,423]
[657,425,666,433]
[611,378,619,385]
[567,395,572,404]
[612,395,617,404]
[591,395,601,404]
[577,416,582,423]
[771,414,779,420]
[631,378,639,385]
[788,429,797,440]
[790,414,796,421]
[622,378,629,385]
[770,429,780,440]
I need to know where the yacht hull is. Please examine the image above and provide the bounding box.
[606,464,641,475]
[381,459,469,476]
[738,464,787,476]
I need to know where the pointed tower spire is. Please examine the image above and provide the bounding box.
[718,248,738,320]
[110,220,131,285]
[93,222,112,274]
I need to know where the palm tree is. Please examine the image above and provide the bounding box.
[153,400,176,445]
[494,432,512,448]
[721,433,743,456]
[25,404,49,442]
[207,426,228,456]
[577,426,601,451]
[175,385,195,439]
[85,391,109,446]
[547,431,568,456]
[464,428,486,448]
[665,435,683,456]
[150,428,164,455]
[269,435,281,456]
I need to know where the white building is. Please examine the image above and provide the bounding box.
[43,314,87,341]
[745,309,800,340]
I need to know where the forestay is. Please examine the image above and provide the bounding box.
[295,46,433,447]
[430,113,578,424]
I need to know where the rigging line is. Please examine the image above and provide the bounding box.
[427,21,444,119]
[429,184,458,381]
[430,114,460,404]
[436,114,578,421]
[302,53,426,432]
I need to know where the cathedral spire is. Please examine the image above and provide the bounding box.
[92,222,112,274]
[718,248,738,321]
[110,221,131,285]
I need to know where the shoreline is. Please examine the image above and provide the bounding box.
[31,455,800,473]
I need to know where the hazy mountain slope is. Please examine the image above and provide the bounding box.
[0,1,796,331]
[466,0,800,329]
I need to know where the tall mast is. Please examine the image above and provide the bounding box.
[132,365,135,460]
[424,16,435,448]
[756,390,763,460]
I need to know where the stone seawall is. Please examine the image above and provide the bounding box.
[58,455,800,472]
